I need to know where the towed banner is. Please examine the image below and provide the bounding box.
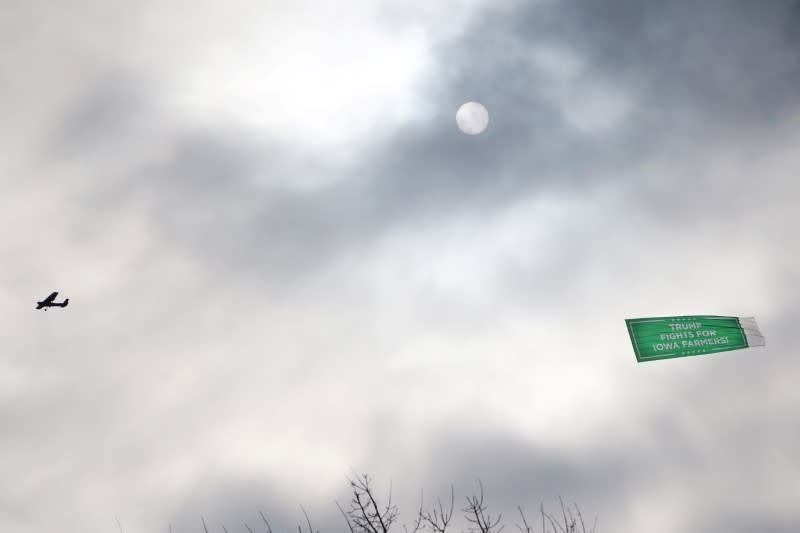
[625,315,765,362]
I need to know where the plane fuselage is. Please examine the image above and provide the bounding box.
[36,296,69,309]
[37,302,68,308]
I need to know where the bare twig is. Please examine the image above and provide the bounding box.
[340,473,399,533]
[542,512,558,533]
[541,504,545,533]
[403,489,424,533]
[463,481,503,533]
[516,507,531,533]
[365,479,390,533]
[337,501,356,533]
[179,475,595,533]
[574,504,586,533]
[559,497,571,533]
[300,505,316,533]
[421,486,455,533]
[260,511,273,533]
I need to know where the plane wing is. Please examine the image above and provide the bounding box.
[42,291,58,304]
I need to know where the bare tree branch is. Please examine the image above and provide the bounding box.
[166,475,595,533]
[516,506,531,533]
[403,489,425,533]
[542,512,560,533]
[365,479,390,533]
[421,486,455,533]
[559,497,571,533]
[541,504,545,533]
[574,504,585,533]
[300,504,316,533]
[337,500,356,533]
[260,511,273,533]
[340,473,399,533]
[463,481,503,533]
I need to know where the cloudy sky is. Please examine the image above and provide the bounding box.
[3,1,800,532]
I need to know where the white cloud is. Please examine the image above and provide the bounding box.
[151,0,501,165]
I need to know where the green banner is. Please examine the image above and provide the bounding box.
[625,315,763,362]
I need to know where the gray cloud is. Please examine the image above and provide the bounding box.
[42,0,800,284]
[3,1,800,532]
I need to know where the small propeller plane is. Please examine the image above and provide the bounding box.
[36,291,69,310]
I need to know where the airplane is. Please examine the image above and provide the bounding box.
[36,291,69,310]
